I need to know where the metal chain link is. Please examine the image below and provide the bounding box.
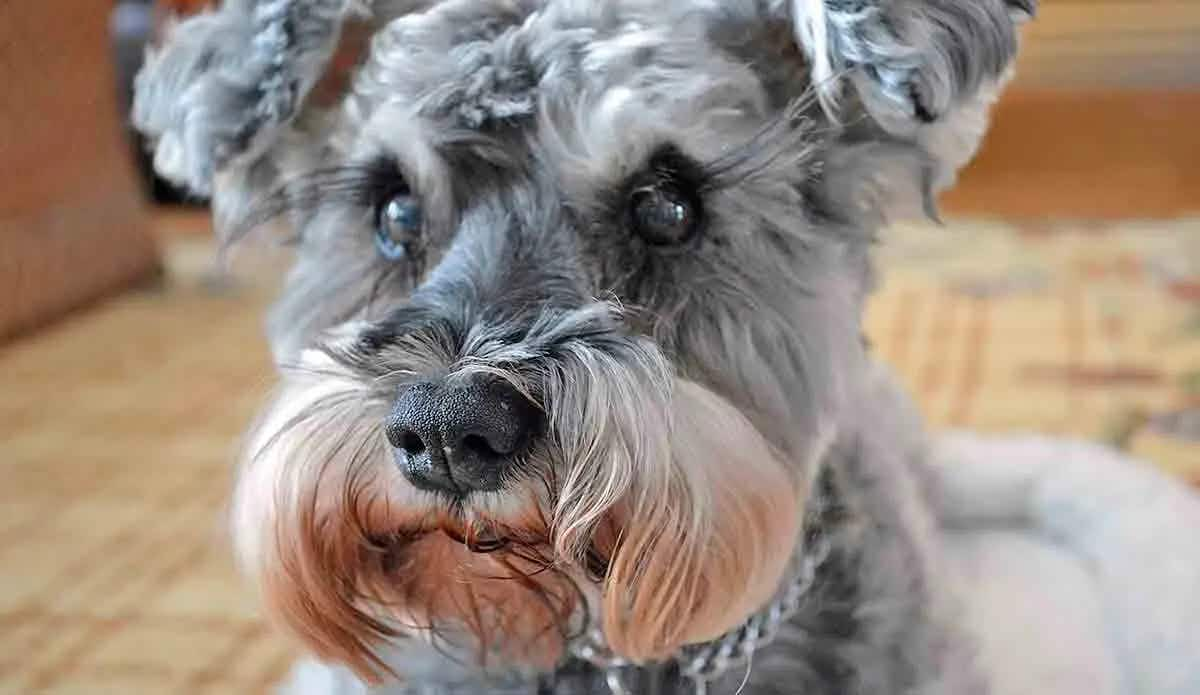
[569,532,832,695]
[568,632,634,694]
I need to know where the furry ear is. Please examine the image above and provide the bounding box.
[761,0,1036,211]
[776,0,1035,131]
[600,381,802,661]
[132,0,356,196]
[130,0,436,232]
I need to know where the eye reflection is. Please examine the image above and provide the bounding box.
[375,193,423,260]
[630,184,699,246]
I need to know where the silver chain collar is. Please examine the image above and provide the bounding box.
[568,532,833,695]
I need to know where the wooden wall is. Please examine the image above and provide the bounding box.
[945,1,1200,218]
[1015,1,1200,89]
[0,1,160,341]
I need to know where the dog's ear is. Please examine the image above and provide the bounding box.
[131,0,436,233]
[714,0,1033,211]
[132,0,350,199]
[794,0,1034,197]
[772,0,1034,130]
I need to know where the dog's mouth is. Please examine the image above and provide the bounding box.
[440,525,511,553]
[370,520,518,554]
[369,511,614,583]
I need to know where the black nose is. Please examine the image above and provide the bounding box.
[385,377,541,495]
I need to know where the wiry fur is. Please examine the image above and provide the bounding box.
[133,0,1043,693]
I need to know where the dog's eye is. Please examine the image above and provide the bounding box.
[629,182,700,246]
[375,192,423,261]
[628,147,705,246]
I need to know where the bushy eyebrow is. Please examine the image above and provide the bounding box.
[234,91,825,245]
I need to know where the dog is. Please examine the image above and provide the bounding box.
[129,1,1198,693]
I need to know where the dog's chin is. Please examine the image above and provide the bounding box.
[231,346,807,683]
[351,514,588,674]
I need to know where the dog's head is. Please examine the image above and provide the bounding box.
[134,0,1031,682]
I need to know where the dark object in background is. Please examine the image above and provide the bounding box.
[109,0,203,206]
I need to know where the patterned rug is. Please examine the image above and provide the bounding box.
[867,217,1200,483]
[1,215,1197,693]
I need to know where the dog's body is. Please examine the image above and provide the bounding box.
[130,1,1200,693]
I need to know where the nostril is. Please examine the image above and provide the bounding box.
[387,376,540,494]
[401,431,427,456]
[462,433,503,460]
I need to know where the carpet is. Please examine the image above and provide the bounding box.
[1,215,1196,693]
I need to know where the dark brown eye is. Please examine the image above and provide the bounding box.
[629,183,700,246]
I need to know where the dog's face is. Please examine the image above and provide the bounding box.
[135,0,1028,682]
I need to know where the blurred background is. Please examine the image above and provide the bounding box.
[1,1,1197,693]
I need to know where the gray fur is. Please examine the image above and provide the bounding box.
[778,0,1032,125]
[132,0,349,194]
[133,1,1034,693]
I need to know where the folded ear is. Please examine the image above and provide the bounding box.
[706,2,1032,219]
[759,0,1036,215]
[131,0,435,232]
[778,0,1034,129]
[132,0,352,195]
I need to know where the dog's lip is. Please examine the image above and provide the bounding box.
[466,534,510,553]
[369,527,511,556]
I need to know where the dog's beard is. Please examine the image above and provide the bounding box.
[231,305,806,683]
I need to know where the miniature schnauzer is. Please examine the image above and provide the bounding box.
[132,0,1042,692]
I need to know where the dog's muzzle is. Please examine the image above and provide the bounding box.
[385,376,543,495]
